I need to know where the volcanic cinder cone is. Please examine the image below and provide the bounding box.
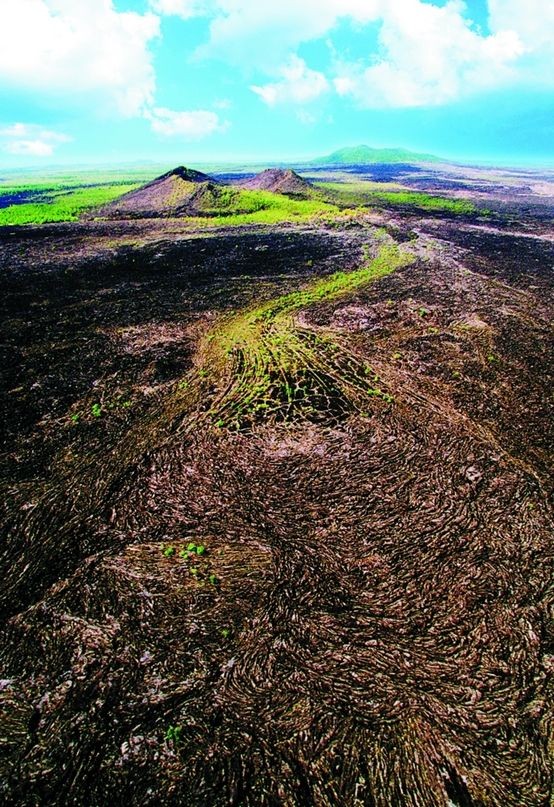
[98,166,222,218]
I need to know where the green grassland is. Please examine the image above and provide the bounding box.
[0,170,482,227]
[0,165,163,188]
[0,179,341,227]
[317,181,481,214]
[0,183,141,226]
[186,188,341,226]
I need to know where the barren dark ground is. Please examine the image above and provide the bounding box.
[0,195,553,805]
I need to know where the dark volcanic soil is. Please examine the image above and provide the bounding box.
[0,208,553,807]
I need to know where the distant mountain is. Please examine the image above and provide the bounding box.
[98,166,224,218]
[237,168,314,197]
[311,145,441,166]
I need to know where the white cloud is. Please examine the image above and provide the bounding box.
[333,0,525,108]
[488,0,554,50]
[487,0,554,86]
[0,0,160,115]
[0,124,70,142]
[0,123,72,158]
[251,56,329,106]
[5,140,55,157]
[0,3,230,146]
[196,0,381,68]
[191,0,550,109]
[149,0,209,19]
[0,0,550,148]
[146,107,226,138]
[213,98,232,110]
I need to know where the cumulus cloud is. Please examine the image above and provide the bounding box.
[487,0,554,86]
[0,0,160,115]
[488,0,554,50]
[0,123,72,157]
[333,0,525,108]
[0,1,232,145]
[189,0,550,109]
[251,56,329,106]
[1,0,551,146]
[145,107,226,138]
[196,0,381,68]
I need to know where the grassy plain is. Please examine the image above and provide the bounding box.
[0,166,486,227]
[317,180,481,214]
[0,183,142,225]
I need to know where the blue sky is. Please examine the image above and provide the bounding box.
[0,0,552,168]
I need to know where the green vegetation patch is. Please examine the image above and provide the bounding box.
[0,178,341,227]
[317,181,480,215]
[0,183,141,226]
[370,189,478,214]
[185,188,340,226]
[175,243,415,431]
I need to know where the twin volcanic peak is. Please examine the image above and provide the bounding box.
[98,166,316,219]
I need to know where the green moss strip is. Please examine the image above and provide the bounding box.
[178,243,415,431]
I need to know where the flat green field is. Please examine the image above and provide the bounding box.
[0,183,142,226]
[317,180,481,214]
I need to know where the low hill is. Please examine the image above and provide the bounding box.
[312,145,441,166]
[237,168,315,197]
[98,166,223,218]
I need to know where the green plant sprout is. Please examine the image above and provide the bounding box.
[165,725,183,746]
